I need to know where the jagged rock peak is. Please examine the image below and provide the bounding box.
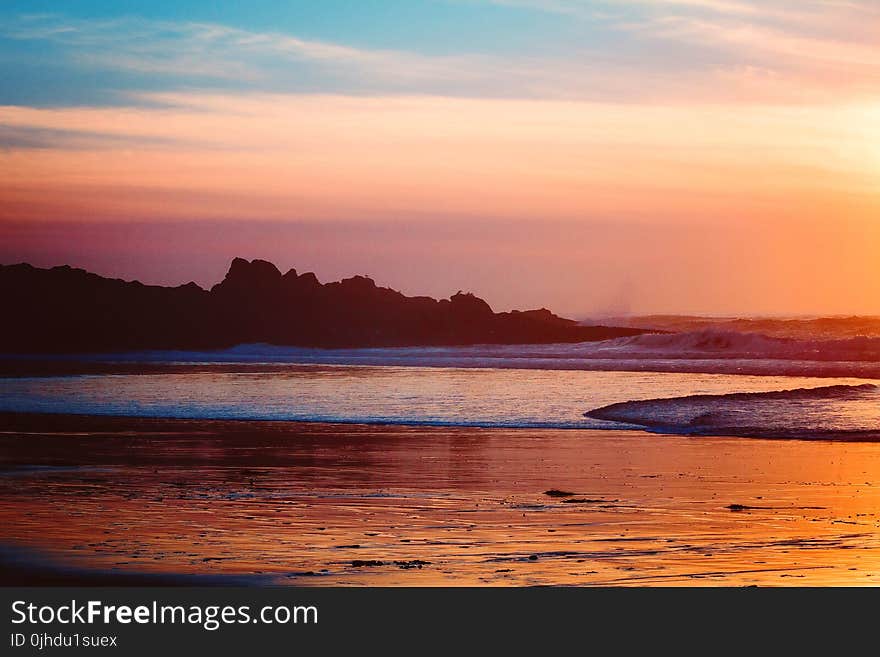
[450,291,493,316]
[213,257,282,292]
[338,275,378,291]
[229,257,281,279]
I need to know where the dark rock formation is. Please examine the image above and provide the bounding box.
[0,258,651,353]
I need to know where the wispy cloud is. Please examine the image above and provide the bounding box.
[490,0,880,22]
[491,0,880,101]
[1,14,496,87]
[3,91,878,219]
[2,13,673,102]
[2,6,880,106]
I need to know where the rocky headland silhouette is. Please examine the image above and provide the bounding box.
[0,258,650,353]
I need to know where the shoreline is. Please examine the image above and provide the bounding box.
[1,410,877,443]
[3,412,880,586]
[0,410,632,435]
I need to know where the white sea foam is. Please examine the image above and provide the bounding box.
[4,330,880,439]
[36,329,880,379]
[586,383,880,440]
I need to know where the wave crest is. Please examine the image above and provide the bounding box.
[590,330,880,362]
[585,383,880,440]
[23,329,880,379]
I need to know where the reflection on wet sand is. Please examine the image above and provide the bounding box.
[3,413,880,586]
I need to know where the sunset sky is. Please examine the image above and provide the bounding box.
[2,1,880,316]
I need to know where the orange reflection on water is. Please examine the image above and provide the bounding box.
[3,416,880,586]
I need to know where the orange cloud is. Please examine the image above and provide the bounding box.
[2,93,879,227]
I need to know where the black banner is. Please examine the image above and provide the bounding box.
[0,587,870,654]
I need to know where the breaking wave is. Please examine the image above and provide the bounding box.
[588,330,880,361]
[7,328,880,440]
[585,383,880,440]
[19,329,880,379]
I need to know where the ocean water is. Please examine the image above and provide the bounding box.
[3,331,880,439]
[30,330,880,378]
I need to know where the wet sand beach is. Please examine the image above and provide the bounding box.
[3,413,880,586]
